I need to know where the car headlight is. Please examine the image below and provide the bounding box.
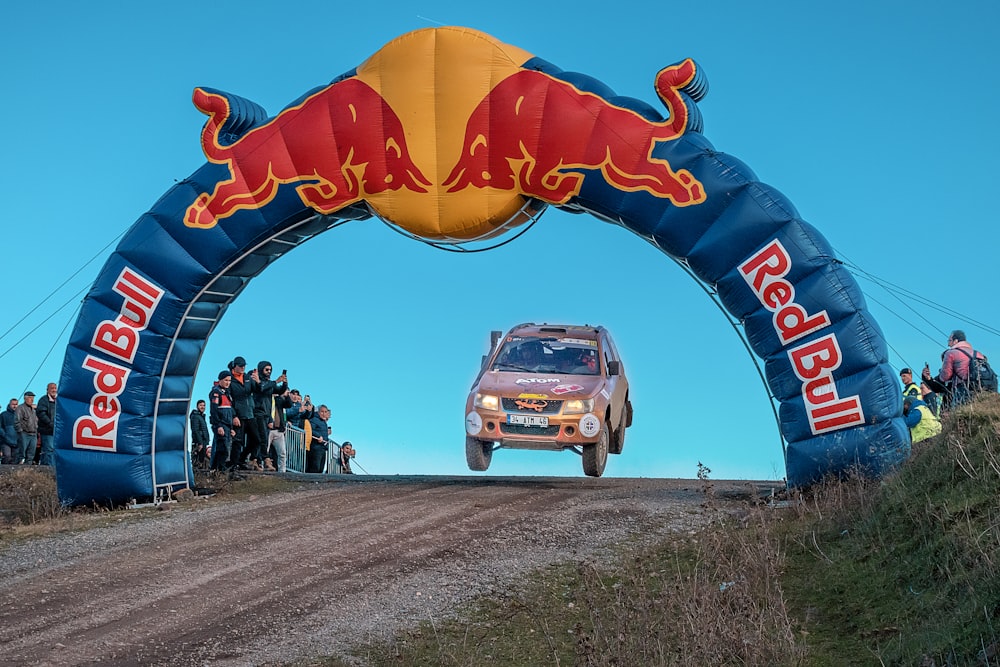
[474,393,499,411]
[562,398,594,414]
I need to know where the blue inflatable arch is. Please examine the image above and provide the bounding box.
[54,27,909,504]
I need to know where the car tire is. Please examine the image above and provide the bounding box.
[582,422,609,477]
[466,436,492,471]
[610,422,626,455]
[610,401,631,455]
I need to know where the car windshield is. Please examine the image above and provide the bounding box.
[491,337,600,375]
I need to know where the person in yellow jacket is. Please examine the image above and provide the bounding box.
[899,368,921,400]
[903,396,941,444]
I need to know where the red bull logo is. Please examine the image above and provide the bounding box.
[739,240,864,435]
[185,79,431,228]
[444,60,706,207]
[75,268,165,451]
[184,27,706,240]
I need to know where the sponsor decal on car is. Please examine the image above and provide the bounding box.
[552,384,584,395]
[558,338,598,347]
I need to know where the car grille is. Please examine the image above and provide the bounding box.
[500,424,561,436]
[501,398,563,414]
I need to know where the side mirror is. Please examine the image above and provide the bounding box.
[481,354,488,368]
[607,360,621,376]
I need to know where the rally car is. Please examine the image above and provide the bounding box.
[464,323,632,477]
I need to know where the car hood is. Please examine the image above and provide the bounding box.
[477,371,606,398]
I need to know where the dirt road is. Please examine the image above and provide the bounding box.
[0,475,779,666]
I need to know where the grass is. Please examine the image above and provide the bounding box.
[0,467,306,545]
[781,396,1000,665]
[3,396,999,665]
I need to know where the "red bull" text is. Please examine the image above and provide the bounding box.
[74,268,164,451]
[739,240,864,435]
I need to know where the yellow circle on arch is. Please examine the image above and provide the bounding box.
[355,27,542,242]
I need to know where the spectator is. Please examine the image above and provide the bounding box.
[903,396,942,443]
[227,356,260,470]
[306,404,332,473]
[922,329,983,410]
[251,361,288,471]
[285,389,310,428]
[15,391,38,465]
[209,371,236,472]
[920,382,941,417]
[190,399,211,469]
[0,398,17,464]
[339,441,356,474]
[268,387,293,473]
[899,368,920,400]
[35,382,57,466]
[903,368,939,416]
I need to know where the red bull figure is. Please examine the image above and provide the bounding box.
[444,59,705,207]
[185,79,431,228]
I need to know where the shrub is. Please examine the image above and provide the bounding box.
[0,468,64,525]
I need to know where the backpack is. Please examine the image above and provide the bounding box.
[956,348,999,394]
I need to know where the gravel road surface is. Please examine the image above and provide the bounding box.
[0,474,781,666]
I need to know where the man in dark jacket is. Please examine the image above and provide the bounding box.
[226,356,259,470]
[251,360,288,471]
[306,405,332,473]
[35,383,57,466]
[190,399,211,469]
[0,398,18,464]
[209,372,235,472]
[15,391,38,465]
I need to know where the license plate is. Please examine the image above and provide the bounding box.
[507,414,549,427]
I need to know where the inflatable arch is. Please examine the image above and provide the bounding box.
[55,26,909,504]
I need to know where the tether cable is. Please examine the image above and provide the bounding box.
[834,247,1000,339]
[19,297,85,397]
[0,284,90,364]
[0,230,126,345]
[373,199,548,253]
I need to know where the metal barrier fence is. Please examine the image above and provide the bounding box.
[285,425,342,474]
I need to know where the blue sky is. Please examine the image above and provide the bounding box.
[2,1,997,481]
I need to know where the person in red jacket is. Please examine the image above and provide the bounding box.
[922,330,983,411]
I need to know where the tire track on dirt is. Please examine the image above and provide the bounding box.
[0,480,586,665]
[0,476,777,666]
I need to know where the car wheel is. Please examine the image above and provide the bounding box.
[610,421,626,455]
[610,401,631,455]
[466,436,492,471]
[582,422,609,477]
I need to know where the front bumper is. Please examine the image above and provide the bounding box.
[465,406,604,451]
